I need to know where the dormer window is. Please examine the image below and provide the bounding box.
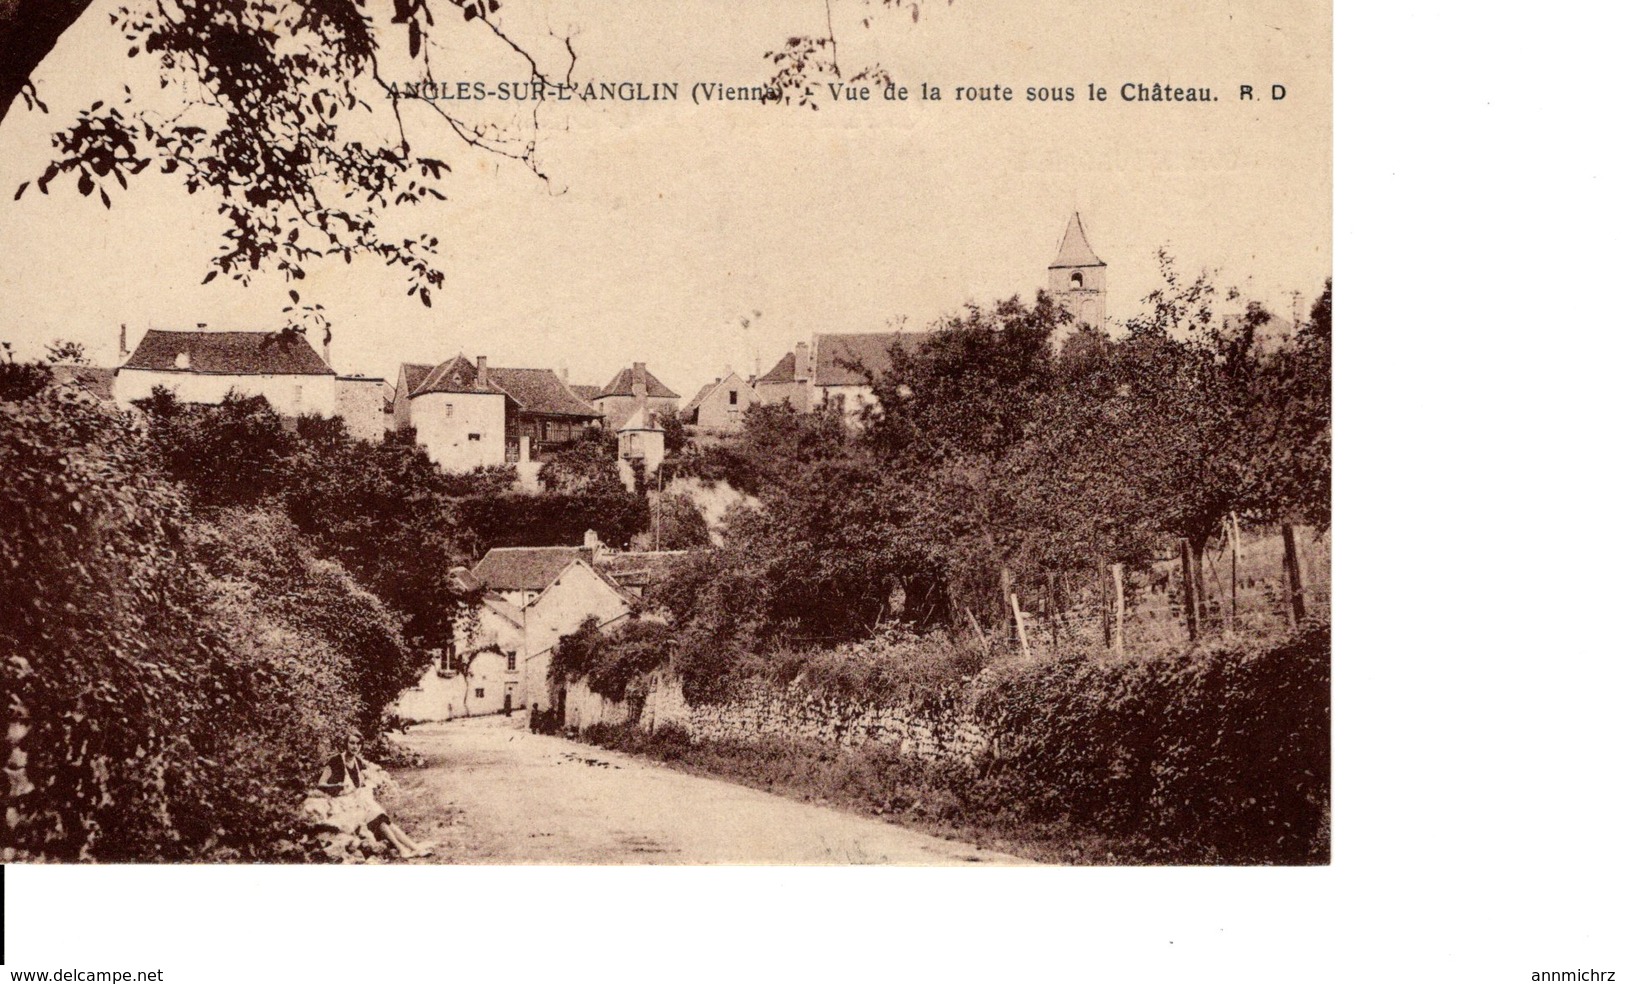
[173,352,191,370]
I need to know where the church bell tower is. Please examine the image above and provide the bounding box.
[1047,212,1108,337]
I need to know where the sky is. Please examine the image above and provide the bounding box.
[0,0,1330,400]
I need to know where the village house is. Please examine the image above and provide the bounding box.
[592,362,680,431]
[112,326,338,417]
[391,545,632,722]
[680,367,760,433]
[807,330,931,420]
[392,355,601,473]
[615,403,666,492]
[745,214,1108,418]
[751,343,811,411]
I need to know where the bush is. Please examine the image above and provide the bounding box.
[981,623,1330,863]
[0,382,370,860]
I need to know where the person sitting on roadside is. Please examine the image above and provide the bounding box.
[311,734,434,859]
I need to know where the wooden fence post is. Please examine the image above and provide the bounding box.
[1098,558,1112,647]
[1110,562,1126,656]
[1227,512,1241,632]
[965,607,991,657]
[1180,538,1200,642]
[1010,593,1032,658]
[1282,522,1307,625]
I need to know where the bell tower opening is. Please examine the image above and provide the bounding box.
[1046,211,1108,341]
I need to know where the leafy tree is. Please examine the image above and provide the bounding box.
[1249,279,1331,528]
[864,294,1064,629]
[136,389,295,507]
[647,490,712,551]
[0,373,395,859]
[453,484,647,556]
[679,401,851,497]
[137,392,467,695]
[4,0,940,300]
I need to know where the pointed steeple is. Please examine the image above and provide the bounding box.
[1050,211,1105,270]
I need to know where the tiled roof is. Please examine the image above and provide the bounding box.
[50,365,116,399]
[756,351,798,384]
[681,381,718,419]
[488,367,599,418]
[597,364,679,400]
[123,330,334,376]
[1050,212,1106,269]
[412,355,492,396]
[400,363,433,395]
[813,332,931,387]
[469,546,592,591]
[570,383,601,402]
[408,357,599,417]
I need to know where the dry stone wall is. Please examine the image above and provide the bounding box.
[632,671,991,766]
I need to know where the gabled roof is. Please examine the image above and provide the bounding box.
[597,364,680,400]
[123,330,334,376]
[681,381,718,419]
[407,357,599,417]
[412,355,495,397]
[756,351,799,384]
[399,363,433,395]
[469,546,593,592]
[618,405,663,433]
[51,365,116,399]
[1050,212,1106,269]
[570,383,602,402]
[487,367,599,418]
[813,332,931,387]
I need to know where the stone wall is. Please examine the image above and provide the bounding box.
[627,672,990,766]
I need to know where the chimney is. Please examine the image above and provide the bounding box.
[476,355,489,388]
[631,361,648,400]
[561,365,569,383]
[794,341,810,382]
[118,324,129,361]
[323,336,331,367]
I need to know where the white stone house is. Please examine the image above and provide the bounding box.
[615,404,666,492]
[391,546,632,722]
[392,355,600,473]
[112,328,338,417]
[592,362,681,432]
[808,331,930,420]
[680,369,761,433]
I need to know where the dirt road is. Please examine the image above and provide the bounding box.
[387,715,1029,865]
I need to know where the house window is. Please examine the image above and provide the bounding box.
[293,385,303,406]
[474,687,485,699]
[1070,272,1084,288]
[438,647,455,674]
[445,403,454,418]
[468,433,481,441]
[507,652,517,672]
[728,390,738,406]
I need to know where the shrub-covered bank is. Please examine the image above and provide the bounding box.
[574,625,1329,864]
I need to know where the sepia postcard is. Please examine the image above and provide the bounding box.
[3,0,1330,884]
